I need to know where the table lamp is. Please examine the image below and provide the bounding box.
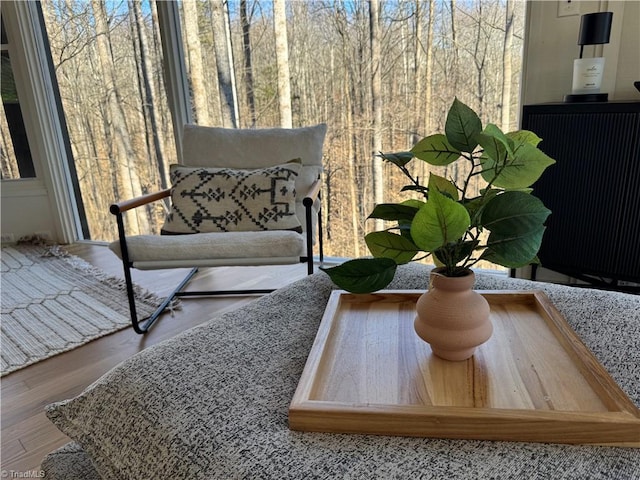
[564,12,613,103]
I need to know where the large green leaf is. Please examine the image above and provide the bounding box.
[410,185,470,252]
[320,258,397,293]
[508,129,542,148]
[476,124,513,166]
[464,189,501,226]
[368,203,419,222]
[397,200,423,241]
[486,123,514,151]
[481,227,546,268]
[444,98,482,153]
[481,191,551,235]
[379,151,415,168]
[433,240,479,269]
[481,142,555,189]
[365,231,419,264]
[410,134,460,166]
[428,173,458,200]
[401,199,426,209]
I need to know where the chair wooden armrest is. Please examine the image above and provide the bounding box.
[110,189,171,215]
[301,178,321,207]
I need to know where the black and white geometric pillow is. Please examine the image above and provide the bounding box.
[161,160,302,234]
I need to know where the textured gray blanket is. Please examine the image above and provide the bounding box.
[42,264,640,479]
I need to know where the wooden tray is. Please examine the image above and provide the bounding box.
[289,290,640,446]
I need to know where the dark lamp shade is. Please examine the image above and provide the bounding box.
[578,12,613,45]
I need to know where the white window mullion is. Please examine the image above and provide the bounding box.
[156,0,192,163]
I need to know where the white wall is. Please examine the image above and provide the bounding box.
[522,0,640,105]
[1,181,56,241]
[612,1,640,98]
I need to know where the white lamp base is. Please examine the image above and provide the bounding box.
[571,57,605,92]
[565,57,607,103]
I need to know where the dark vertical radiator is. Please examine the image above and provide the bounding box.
[521,102,640,286]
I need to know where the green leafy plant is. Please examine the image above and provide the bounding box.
[323,98,555,293]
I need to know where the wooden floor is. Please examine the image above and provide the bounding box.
[1,243,311,473]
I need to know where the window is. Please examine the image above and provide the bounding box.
[41,1,176,241]
[1,14,36,179]
[41,0,524,268]
[174,0,525,268]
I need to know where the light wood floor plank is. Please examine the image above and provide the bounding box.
[1,243,309,473]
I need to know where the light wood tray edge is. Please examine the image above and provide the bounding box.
[289,290,640,446]
[513,290,640,417]
[289,400,640,446]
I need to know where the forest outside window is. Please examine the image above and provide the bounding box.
[40,0,524,270]
[1,14,36,180]
[41,0,177,242]
[174,0,524,269]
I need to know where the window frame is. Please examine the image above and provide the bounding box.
[1,1,85,242]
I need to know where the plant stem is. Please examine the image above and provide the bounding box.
[460,152,479,200]
[398,163,428,200]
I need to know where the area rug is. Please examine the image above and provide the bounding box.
[1,242,173,376]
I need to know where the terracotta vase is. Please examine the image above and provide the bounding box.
[414,268,492,361]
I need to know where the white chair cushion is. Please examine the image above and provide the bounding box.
[109,231,304,269]
[181,124,327,196]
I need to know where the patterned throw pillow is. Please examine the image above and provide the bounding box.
[162,161,302,234]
